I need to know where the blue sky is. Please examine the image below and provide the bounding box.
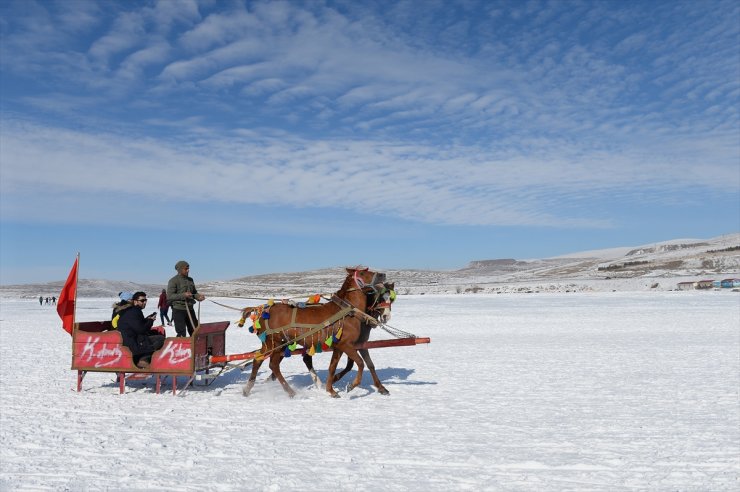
[1,0,738,285]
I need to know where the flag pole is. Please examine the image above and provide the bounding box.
[73,252,80,329]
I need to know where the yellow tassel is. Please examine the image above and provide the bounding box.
[308,345,316,356]
[268,298,274,306]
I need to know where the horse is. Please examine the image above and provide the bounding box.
[301,282,395,395]
[242,267,386,398]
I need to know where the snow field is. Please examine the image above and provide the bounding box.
[0,292,738,491]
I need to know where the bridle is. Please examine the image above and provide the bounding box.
[352,267,385,291]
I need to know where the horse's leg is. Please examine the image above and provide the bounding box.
[340,347,365,393]
[332,357,354,384]
[325,349,343,398]
[360,348,389,395]
[269,351,295,398]
[302,353,322,388]
[242,356,265,397]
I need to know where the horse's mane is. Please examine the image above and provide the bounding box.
[335,270,357,298]
[335,266,369,298]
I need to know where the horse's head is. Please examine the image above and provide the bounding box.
[346,266,386,291]
[367,281,395,324]
[336,267,387,310]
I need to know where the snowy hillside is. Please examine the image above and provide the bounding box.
[201,233,740,296]
[1,233,738,298]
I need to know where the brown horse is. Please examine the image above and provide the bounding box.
[301,282,395,395]
[242,267,386,398]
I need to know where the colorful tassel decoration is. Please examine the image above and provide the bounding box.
[262,311,270,319]
[307,345,316,356]
[288,342,298,351]
[259,332,267,343]
[324,336,333,347]
[248,326,254,333]
[254,319,261,329]
[283,347,291,358]
[315,343,323,353]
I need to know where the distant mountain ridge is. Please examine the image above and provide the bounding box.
[1,233,738,297]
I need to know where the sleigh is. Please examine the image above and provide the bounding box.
[72,320,230,395]
[60,257,429,398]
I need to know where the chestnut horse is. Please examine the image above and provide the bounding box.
[242,267,385,398]
[301,282,395,395]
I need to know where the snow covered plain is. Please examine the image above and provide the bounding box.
[1,292,738,491]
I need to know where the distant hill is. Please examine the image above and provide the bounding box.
[0,279,165,300]
[1,233,738,298]
[199,232,740,296]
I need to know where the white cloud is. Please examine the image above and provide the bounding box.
[1,0,738,235]
[1,117,736,231]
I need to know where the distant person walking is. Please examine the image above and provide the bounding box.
[167,260,205,337]
[157,289,172,327]
[51,296,56,305]
[39,296,43,306]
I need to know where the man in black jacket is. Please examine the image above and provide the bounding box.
[118,291,165,369]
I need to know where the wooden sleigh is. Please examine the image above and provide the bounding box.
[72,320,230,395]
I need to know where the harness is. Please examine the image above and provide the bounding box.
[262,303,354,337]
[238,269,395,359]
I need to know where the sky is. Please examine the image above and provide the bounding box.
[1,0,739,285]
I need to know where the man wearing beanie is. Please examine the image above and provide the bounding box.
[166,260,205,337]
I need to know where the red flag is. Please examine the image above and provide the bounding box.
[57,257,78,335]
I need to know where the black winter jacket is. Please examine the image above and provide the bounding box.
[118,306,158,356]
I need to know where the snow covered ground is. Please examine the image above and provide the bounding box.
[1,292,738,491]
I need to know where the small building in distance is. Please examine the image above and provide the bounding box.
[720,278,740,288]
[677,280,718,290]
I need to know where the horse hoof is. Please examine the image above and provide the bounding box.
[346,383,357,393]
[331,392,341,399]
[378,387,390,395]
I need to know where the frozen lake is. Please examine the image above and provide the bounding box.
[1,292,738,490]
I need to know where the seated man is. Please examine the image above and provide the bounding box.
[117,291,165,369]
